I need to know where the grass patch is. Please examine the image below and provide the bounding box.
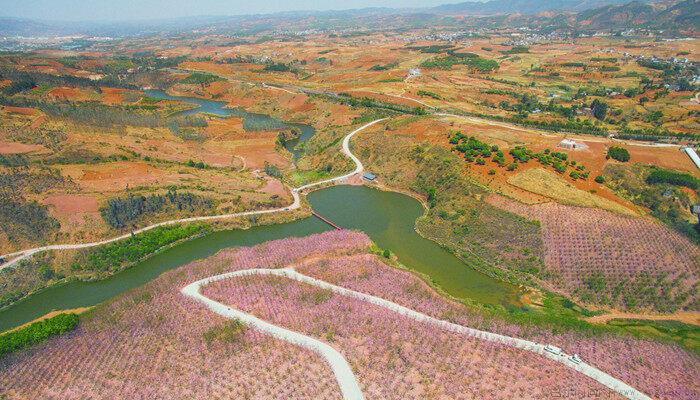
[203,319,247,347]
[289,170,332,187]
[507,168,635,215]
[606,319,700,356]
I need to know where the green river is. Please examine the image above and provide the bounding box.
[0,93,518,332]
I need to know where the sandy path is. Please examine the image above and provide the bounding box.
[586,310,700,327]
[183,267,651,400]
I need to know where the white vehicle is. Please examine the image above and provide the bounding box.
[569,354,582,364]
[544,344,562,355]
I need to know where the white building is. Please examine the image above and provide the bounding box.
[558,139,587,150]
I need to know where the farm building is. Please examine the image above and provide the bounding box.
[558,139,587,150]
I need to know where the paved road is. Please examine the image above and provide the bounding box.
[183,267,651,400]
[0,119,386,270]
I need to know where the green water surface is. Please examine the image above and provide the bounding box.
[0,186,516,331]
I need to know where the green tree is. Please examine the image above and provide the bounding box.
[607,146,630,162]
[591,99,608,121]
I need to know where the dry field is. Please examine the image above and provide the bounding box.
[0,85,297,253]
[379,114,696,213]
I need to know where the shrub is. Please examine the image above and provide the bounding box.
[368,62,398,71]
[591,99,608,121]
[607,146,630,162]
[0,313,79,356]
[180,72,224,85]
[646,169,699,190]
[186,159,208,169]
[502,46,529,54]
[417,90,441,99]
[264,162,282,178]
[78,224,209,272]
[595,175,605,184]
[100,188,214,229]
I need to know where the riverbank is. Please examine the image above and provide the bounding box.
[3,307,91,335]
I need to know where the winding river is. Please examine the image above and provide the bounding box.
[0,93,518,332]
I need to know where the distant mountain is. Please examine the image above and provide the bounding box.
[432,0,632,15]
[0,18,72,37]
[575,0,699,30]
[0,15,242,38]
[655,0,700,29]
[0,0,696,39]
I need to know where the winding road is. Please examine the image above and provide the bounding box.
[183,267,651,400]
[0,118,386,270]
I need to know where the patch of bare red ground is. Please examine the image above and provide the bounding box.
[158,46,192,57]
[29,115,47,130]
[0,141,48,155]
[401,117,642,209]
[77,59,105,70]
[46,86,92,101]
[204,116,247,138]
[327,104,360,126]
[0,80,10,89]
[205,80,229,97]
[278,93,315,112]
[71,162,185,192]
[43,194,100,225]
[235,142,289,170]
[44,193,99,214]
[180,61,257,78]
[100,87,127,105]
[25,65,60,75]
[2,106,38,115]
[261,177,291,199]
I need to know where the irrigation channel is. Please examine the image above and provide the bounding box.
[0,92,518,332]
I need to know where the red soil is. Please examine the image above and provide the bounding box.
[2,106,38,116]
[29,115,47,130]
[46,87,92,101]
[0,141,47,154]
[44,194,100,225]
[100,87,127,105]
[44,194,99,214]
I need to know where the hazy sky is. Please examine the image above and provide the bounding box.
[0,0,472,21]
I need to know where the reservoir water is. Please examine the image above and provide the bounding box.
[145,89,312,159]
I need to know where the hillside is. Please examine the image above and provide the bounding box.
[433,0,631,15]
[576,0,700,30]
